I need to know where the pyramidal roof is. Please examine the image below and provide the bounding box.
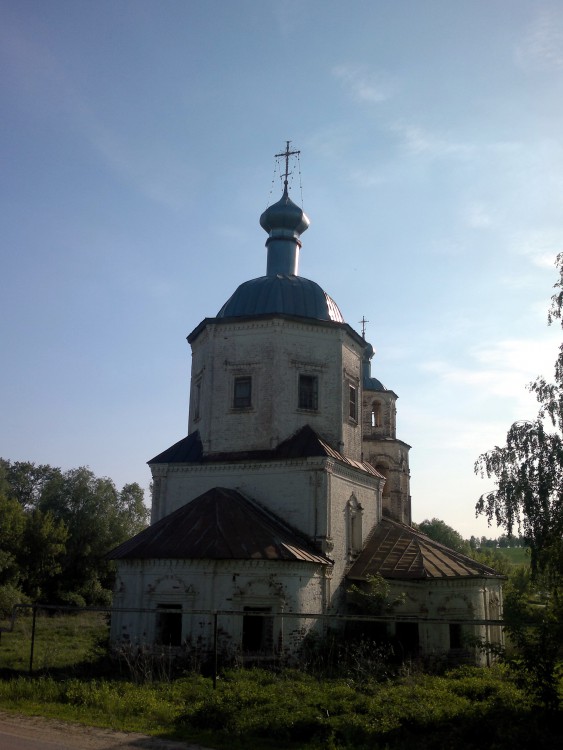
[148,424,382,477]
[347,518,503,581]
[108,486,330,565]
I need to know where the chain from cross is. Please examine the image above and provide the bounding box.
[275,140,300,190]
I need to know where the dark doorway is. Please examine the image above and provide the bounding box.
[242,607,272,652]
[156,604,182,646]
[449,623,463,649]
[395,622,419,659]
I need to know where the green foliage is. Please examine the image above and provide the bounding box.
[347,573,405,615]
[475,254,563,580]
[469,546,512,576]
[0,584,30,618]
[1,613,561,748]
[501,572,563,710]
[0,661,560,750]
[475,253,563,709]
[417,517,471,554]
[21,509,68,599]
[0,459,149,606]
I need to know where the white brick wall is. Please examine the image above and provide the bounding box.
[189,317,364,461]
[111,557,329,655]
[151,457,382,593]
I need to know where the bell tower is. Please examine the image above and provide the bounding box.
[361,343,411,524]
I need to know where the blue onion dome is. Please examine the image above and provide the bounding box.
[217,275,344,321]
[216,188,344,323]
[259,189,310,237]
[362,342,386,391]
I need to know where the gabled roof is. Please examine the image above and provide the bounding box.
[148,425,382,477]
[347,518,503,581]
[108,487,330,565]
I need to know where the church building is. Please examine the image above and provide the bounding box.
[109,146,503,663]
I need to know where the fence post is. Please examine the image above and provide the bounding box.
[29,605,37,676]
[213,612,218,690]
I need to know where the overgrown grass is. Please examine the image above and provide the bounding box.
[0,666,561,749]
[1,612,562,748]
[0,610,108,675]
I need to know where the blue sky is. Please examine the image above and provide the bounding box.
[2,0,563,537]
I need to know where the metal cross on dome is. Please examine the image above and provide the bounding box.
[275,140,300,191]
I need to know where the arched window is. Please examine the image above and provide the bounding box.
[347,495,363,557]
[371,400,382,428]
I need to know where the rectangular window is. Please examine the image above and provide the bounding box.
[349,385,357,420]
[449,623,463,649]
[156,604,182,646]
[233,376,252,408]
[298,374,318,410]
[242,607,273,652]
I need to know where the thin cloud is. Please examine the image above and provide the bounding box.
[333,64,393,103]
[511,229,561,268]
[390,122,474,159]
[464,202,494,229]
[421,334,560,405]
[516,9,563,70]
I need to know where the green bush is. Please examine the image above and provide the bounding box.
[0,584,29,618]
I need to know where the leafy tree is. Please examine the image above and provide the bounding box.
[0,459,61,509]
[19,509,68,600]
[417,517,471,554]
[475,253,563,708]
[475,256,563,580]
[0,459,149,606]
[0,493,26,589]
[38,467,149,604]
[347,573,405,615]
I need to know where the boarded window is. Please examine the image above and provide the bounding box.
[298,374,318,410]
[156,604,182,646]
[233,376,252,408]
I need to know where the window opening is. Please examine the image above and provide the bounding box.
[298,374,318,410]
[395,622,419,659]
[449,623,463,649]
[371,401,381,427]
[242,607,272,652]
[349,385,357,420]
[156,604,182,646]
[194,380,201,420]
[347,496,363,556]
[233,376,252,408]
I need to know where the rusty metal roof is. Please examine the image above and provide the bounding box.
[108,487,330,565]
[347,518,503,581]
[148,425,382,478]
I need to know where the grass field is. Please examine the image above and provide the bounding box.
[495,547,530,566]
[0,610,108,675]
[0,610,561,749]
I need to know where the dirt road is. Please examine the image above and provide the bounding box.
[0,710,213,750]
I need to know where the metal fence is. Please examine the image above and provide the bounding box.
[0,603,506,685]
